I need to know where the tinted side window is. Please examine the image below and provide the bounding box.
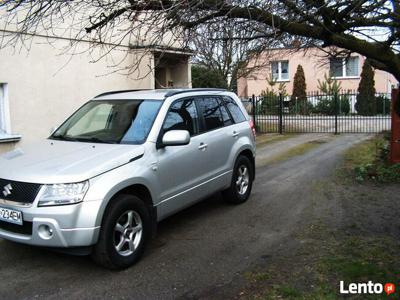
[163,99,199,136]
[198,97,224,131]
[223,96,246,123]
[218,98,233,126]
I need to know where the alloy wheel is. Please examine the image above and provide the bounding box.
[113,210,143,256]
[236,165,249,195]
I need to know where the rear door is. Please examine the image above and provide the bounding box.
[196,96,235,181]
[221,95,249,140]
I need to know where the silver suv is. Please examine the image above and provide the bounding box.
[0,89,256,269]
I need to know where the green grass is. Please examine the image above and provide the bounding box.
[254,283,337,300]
[274,285,302,298]
[239,135,399,299]
[342,135,384,167]
[244,271,271,282]
[338,133,400,183]
[243,234,399,300]
[241,192,399,300]
[319,236,399,283]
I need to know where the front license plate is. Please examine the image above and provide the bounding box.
[0,206,23,225]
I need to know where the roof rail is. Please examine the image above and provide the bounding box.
[95,89,151,98]
[164,88,227,98]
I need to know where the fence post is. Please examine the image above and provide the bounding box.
[334,93,338,135]
[252,94,257,133]
[279,93,283,134]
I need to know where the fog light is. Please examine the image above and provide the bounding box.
[38,225,54,240]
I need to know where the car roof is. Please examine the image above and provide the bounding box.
[94,88,228,100]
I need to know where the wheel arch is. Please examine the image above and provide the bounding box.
[97,183,157,237]
[236,148,255,180]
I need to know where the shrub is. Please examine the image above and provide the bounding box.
[314,74,350,115]
[347,134,400,183]
[259,82,288,115]
[339,95,351,115]
[313,97,333,115]
[317,74,341,94]
[259,90,279,114]
[355,163,400,183]
[313,95,350,115]
[289,100,314,115]
[376,95,391,115]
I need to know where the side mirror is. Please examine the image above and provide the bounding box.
[162,130,190,146]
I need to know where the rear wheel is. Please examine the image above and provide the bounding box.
[223,155,253,204]
[92,194,151,270]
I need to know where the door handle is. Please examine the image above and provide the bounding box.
[232,131,239,138]
[198,143,208,150]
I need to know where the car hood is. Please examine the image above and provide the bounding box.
[0,140,144,184]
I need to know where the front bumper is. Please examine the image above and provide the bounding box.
[0,200,102,248]
[0,219,100,247]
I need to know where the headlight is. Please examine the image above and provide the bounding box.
[38,181,89,207]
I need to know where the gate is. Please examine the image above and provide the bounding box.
[248,91,392,134]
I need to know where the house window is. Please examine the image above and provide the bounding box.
[271,61,289,81]
[330,57,359,78]
[0,83,20,142]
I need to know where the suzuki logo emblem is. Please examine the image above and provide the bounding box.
[2,184,12,197]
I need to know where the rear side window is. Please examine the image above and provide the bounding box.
[198,97,224,131]
[163,99,199,136]
[218,98,233,126]
[223,96,246,123]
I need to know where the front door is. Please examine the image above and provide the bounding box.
[156,98,209,217]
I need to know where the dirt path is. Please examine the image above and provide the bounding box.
[256,133,334,151]
[0,134,373,300]
[255,133,334,164]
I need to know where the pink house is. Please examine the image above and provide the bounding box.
[237,47,398,98]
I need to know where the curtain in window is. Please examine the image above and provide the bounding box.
[281,61,289,80]
[330,58,343,77]
[271,62,279,80]
[345,57,359,77]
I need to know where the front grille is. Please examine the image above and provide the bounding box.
[0,178,41,204]
[0,220,33,235]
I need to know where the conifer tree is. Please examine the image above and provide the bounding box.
[356,60,376,116]
[291,65,308,114]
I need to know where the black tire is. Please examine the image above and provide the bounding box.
[223,155,254,204]
[92,194,151,270]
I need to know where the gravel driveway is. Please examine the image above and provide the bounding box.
[0,134,372,300]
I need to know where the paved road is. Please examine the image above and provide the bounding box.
[0,134,371,300]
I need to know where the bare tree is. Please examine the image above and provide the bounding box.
[1,1,399,81]
[191,20,284,90]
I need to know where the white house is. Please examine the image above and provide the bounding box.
[0,27,192,153]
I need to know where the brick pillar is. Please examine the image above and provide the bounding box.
[390,89,400,163]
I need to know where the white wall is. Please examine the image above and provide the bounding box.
[0,36,155,153]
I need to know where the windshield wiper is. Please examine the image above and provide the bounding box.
[50,135,79,142]
[50,135,117,144]
[74,137,118,144]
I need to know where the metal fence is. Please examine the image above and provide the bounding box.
[243,91,392,134]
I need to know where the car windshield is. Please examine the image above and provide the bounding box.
[50,100,162,144]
